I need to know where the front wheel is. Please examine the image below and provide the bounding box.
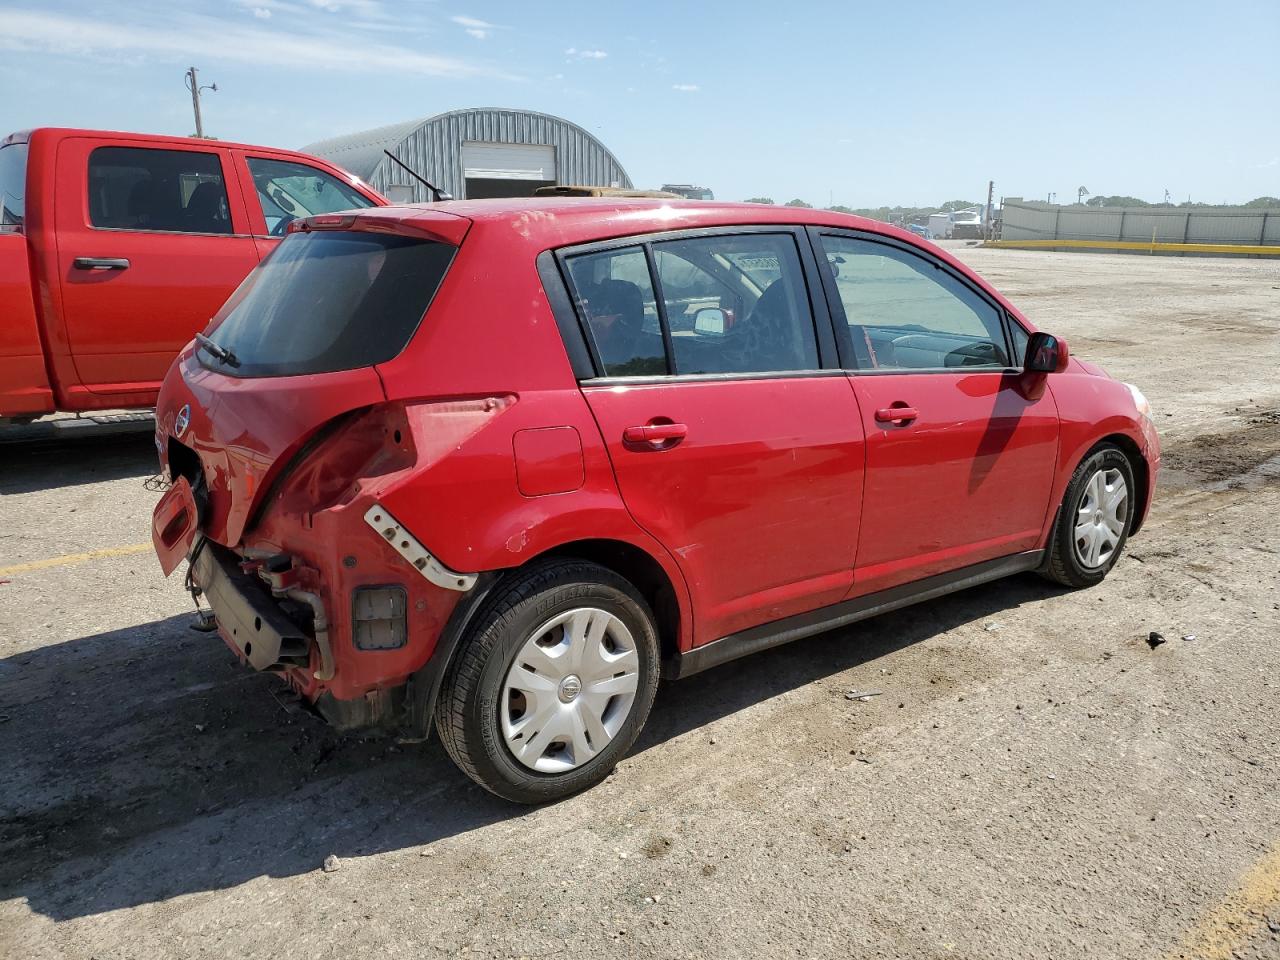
[435,560,660,804]
[1042,444,1136,588]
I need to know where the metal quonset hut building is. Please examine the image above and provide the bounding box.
[302,108,633,203]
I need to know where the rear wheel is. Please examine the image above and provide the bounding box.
[1042,444,1136,588]
[435,560,660,803]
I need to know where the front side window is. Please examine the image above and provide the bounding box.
[654,234,818,375]
[203,230,453,377]
[246,157,374,236]
[1008,321,1030,368]
[564,247,667,376]
[88,147,231,234]
[819,235,1009,370]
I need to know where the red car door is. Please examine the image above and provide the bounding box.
[812,230,1059,596]
[564,230,866,646]
[54,137,260,393]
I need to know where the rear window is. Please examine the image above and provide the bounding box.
[202,230,454,377]
[0,142,27,230]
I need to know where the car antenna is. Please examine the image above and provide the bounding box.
[382,150,452,202]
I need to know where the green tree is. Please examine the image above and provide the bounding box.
[743,197,774,204]
[1086,195,1149,208]
[1243,196,1280,208]
[826,205,856,214]
[940,199,979,212]
[784,198,812,208]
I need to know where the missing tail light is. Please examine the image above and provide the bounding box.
[352,586,408,650]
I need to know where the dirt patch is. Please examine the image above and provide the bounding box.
[1159,414,1280,491]
[642,834,674,859]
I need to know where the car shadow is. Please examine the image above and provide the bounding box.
[0,432,158,495]
[1,575,1061,920]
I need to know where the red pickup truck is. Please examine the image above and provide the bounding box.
[0,128,385,421]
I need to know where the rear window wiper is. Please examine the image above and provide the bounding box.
[194,332,240,368]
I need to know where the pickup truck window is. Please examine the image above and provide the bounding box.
[246,157,375,237]
[89,146,232,235]
[0,142,26,229]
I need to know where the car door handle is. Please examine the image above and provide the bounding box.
[623,423,688,445]
[73,257,131,271]
[875,405,918,424]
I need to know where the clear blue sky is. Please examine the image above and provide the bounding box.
[2,0,1277,207]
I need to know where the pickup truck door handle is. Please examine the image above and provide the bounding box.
[875,405,918,424]
[623,422,688,445]
[73,257,131,271]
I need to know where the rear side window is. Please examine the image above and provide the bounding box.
[203,230,453,377]
[652,234,818,375]
[564,248,667,376]
[246,157,375,237]
[564,232,820,378]
[89,146,231,234]
[0,142,27,229]
[819,235,1009,370]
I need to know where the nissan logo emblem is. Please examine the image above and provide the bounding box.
[174,404,191,438]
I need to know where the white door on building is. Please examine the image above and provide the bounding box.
[461,142,557,198]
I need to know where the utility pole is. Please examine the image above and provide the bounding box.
[985,180,994,240]
[184,67,217,139]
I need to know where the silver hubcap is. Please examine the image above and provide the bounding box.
[501,607,640,773]
[1074,467,1128,569]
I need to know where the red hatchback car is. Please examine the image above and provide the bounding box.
[151,199,1159,802]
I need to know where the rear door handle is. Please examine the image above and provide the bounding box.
[623,423,688,445]
[73,257,131,271]
[875,405,918,424]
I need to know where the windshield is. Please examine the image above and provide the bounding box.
[203,230,454,378]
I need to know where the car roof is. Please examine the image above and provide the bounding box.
[311,197,1030,329]
[346,197,910,248]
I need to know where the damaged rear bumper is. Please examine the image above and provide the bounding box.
[191,539,317,674]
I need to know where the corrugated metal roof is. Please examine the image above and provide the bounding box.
[301,117,425,183]
[301,108,632,202]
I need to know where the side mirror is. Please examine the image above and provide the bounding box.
[1026,332,1070,373]
[693,307,727,335]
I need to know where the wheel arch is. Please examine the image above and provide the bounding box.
[1096,432,1150,535]
[534,538,684,664]
[403,535,689,741]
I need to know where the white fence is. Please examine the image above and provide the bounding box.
[1001,199,1280,246]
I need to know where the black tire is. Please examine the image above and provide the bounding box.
[1041,443,1137,588]
[435,559,661,804]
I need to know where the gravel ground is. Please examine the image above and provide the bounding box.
[1,245,1278,960]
